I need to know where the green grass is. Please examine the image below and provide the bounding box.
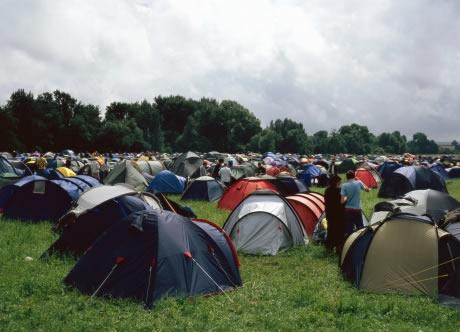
[1,180,460,331]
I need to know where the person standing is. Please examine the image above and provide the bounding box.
[341,170,369,237]
[218,162,233,187]
[328,155,338,176]
[212,158,224,179]
[324,175,345,255]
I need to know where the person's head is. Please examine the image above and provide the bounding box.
[346,170,355,180]
[329,175,341,188]
[65,158,71,168]
[258,162,262,167]
[218,158,224,165]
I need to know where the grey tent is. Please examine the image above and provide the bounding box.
[371,189,460,225]
[171,151,202,178]
[136,160,165,176]
[231,163,257,180]
[104,160,148,191]
[223,190,307,255]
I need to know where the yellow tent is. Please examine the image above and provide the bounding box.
[56,167,76,177]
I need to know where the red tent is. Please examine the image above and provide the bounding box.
[355,168,381,188]
[217,177,278,210]
[286,193,324,236]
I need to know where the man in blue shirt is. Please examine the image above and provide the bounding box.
[341,170,369,236]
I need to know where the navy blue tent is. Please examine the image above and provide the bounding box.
[48,186,161,256]
[64,210,241,308]
[430,164,450,181]
[448,167,460,179]
[271,176,308,196]
[378,166,447,198]
[0,175,99,222]
[181,176,224,202]
[378,161,402,180]
[147,170,186,194]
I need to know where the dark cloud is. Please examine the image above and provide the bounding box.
[0,0,459,140]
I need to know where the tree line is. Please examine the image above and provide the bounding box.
[0,89,443,155]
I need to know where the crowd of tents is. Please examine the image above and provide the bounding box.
[1,149,460,307]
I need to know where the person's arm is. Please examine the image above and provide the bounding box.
[340,186,347,204]
[359,180,370,192]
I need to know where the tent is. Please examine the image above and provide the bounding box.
[181,176,225,202]
[371,189,460,225]
[223,190,307,255]
[286,193,325,236]
[341,214,460,299]
[430,164,450,181]
[378,166,447,198]
[171,151,202,178]
[56,167,77,177]
[377,161,402,180]
[0,175,99,222]
[218,177,278,210]
[147,170,186,194]
[136,160,165,176]
[447,167,460,179]
[270,176,308,196]
[337,158,358,173]
[47,185,161,256]
[0,156,24,189]
[231,164,256,180]
[64,210,241,308]
[104,160,148,191]
[355,168,381,189]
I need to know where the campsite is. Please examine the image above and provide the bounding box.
[2,1,460,330]
[1,152,460,331]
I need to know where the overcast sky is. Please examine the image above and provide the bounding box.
[1,0,459,141]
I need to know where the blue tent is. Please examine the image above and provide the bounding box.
[48,187,160,256]
[147,170,186,194]
[181,176,224,202]
[378,161,402,180]
[430,164,450,181]
[378,166,447,198]
[64,210,241,308]
[0,175,99,222]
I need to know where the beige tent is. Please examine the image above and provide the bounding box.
[341,214,460,298]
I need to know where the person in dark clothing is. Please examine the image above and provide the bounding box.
[328,155,338,176]
[212,159,224,179]
[256,162,266,176]
[324,175,345,255]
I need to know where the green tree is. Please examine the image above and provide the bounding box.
[407,132,438,154]
[338,123,375,154]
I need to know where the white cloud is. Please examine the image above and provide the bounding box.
[0,0,459,140]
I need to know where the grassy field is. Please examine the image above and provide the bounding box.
[1,180,460,331]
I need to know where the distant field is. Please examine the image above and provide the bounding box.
[1,180,460,331]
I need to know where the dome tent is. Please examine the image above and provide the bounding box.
[355,168,381,189]
[147,170,186,194]
[47,185,162,256]
[0,175,99,222]
[64,210,241,308]
[218,177,278,211]
[0,156,24,189]
[171,151,202,178]
[223,190,307,255]
[286,193,325,237]
[378,166,447,198]
[341,214,460,299]
[181,176,225,202]
[371,189,460,225]
[104,160,148,191]
[136,160,165,176]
